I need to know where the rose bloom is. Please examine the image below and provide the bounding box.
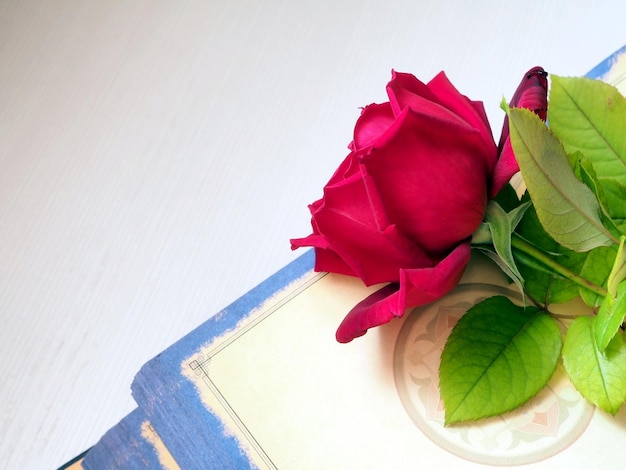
[291,68,548,343]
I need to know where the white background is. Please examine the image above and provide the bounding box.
[0,1,624,468]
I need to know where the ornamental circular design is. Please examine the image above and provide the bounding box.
[393,283,594,466]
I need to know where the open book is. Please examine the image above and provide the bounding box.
[61,45,626,470]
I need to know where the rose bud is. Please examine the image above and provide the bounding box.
[491,67,548,197]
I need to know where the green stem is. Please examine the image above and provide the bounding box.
[511,234,608,298]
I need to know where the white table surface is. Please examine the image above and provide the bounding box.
[1,1,625,468]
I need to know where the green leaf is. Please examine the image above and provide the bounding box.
[548,76,626,190]
[508,107,617,251]
[492,181,524,212]
[601,179,626,229]
[595,237,626,351]
[562,316,626,415]
[549,76,626,233]
[514,204,586,304]
[439,296,562,424]
[506,199,532,229]
[474,246,524,296]
[471,200,530,297]
[574,156,625,237]
[595,281,626,352]
[578,245,618,307]
[471,223,491,244]
[482,200,529,292]
[607,236,626,296]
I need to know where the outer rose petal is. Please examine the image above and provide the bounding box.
[290,233,357,278]
[335,242,471,343]
[324,150,361,186]
[399,241,471,311]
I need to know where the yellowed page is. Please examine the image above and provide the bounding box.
[181,256,624,469]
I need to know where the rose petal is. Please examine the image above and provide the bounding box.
[399,241,471,311]
[324,151,361,187]
[308,172,432,284]
[497,66,548,152]
[290,235,357,278]
[489,137,518,198]
[427,72,497,165]
[516,85,548,120]
[387,72,475,132]
[353,103,396,151]
[508,66,548,119]
[335,242,471,343]
[387,71,438,116]
[361,108,488,255]
[335,283,401,343]
[292,162,433,284]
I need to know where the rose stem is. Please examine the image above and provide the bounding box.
[510,233,608,298]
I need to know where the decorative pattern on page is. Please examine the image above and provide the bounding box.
[394,283,594,465]
[179,255,611,468]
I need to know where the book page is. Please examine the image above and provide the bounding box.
[181,257,623,469]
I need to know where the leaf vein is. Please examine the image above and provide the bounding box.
[559,83,626,172]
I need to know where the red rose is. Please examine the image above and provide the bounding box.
[291,69,547,343]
